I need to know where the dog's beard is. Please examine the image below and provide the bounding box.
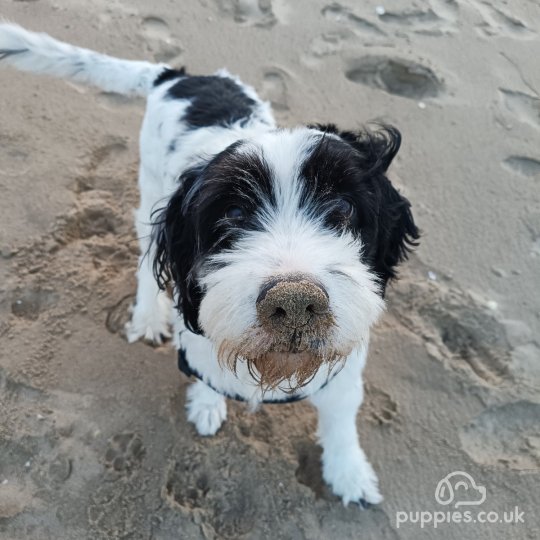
[217,326,348,394]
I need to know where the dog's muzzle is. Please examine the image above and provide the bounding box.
[256,274,334,343]
[216,274,340,392]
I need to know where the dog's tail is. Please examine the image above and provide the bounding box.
[0,22,167,97]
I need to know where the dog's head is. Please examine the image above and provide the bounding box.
[153,125,419,392]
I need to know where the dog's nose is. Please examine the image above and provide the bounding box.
[256,274,330,330]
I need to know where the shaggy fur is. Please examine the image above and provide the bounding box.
[0,22,419,507]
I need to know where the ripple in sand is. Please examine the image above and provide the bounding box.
[0,133,31,176]
[378,8,440,27]
[472,2,535,39]
[215,0,278,28]
[430,0,459,22]
[500,89,540,131]
[322,4,385,37]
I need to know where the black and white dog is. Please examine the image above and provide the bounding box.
[0,23,419,506]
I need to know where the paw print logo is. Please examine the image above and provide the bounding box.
[435,471,487,507]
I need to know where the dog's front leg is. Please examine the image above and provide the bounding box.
[310,350,382,507]
[125,166,172,344]
[186,380,227,436]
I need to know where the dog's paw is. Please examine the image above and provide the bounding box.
[186,381,227,436]
[124,294,172,345]
[323,449,383,507]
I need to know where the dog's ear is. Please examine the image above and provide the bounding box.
[152,166,205,334]
[310,123,419,295]
[372,173,419,295]
[309,123,402,177]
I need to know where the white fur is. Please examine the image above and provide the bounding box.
[0,23,385,506]
[186,380,227,436]
[310,344,383,506]
[198,134,384,359]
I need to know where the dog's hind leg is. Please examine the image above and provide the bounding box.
[186,380,227,436]
[310,348,382,507]
[125,166,172,344]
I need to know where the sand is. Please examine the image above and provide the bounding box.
[0,0,539,539]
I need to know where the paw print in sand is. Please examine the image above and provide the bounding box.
[104,432,145,474]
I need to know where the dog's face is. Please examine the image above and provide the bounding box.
[154,125,418,392]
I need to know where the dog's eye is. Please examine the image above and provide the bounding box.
[225,205,246,221]
[334,198,355,220]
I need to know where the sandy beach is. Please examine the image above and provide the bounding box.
[0,0,539,538]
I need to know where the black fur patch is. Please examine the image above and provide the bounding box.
[152,142,275,333]
[153,67,186,86]
[302,124,419,295]
[166,75,257,128]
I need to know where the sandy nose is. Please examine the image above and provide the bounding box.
[256,274,330,329]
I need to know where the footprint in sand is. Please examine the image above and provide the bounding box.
[261,68,289,111]
[164,453,258,537]
[392,278,513,386]
[308,4,387,61]
[140,16,183,63]
[73,137,129,193]
[0,368,69,516]
[308,32,350,60]
[471,1,535,39]
[460,401,540,470]
[345,56,444,100]
[164,455,212,512]
[104,432,145,473]
[53,191,123,244]
[11,288,59,321]
[499,89,540,131]
[295,441,327,499]
[105,294,134,336]
[502,156,540,179]
[422,296,511,386]
[141,16,170,41]
[364,384,399,426]
[0,367,44,407]
[48,453,73,484]
[215,0,278,28]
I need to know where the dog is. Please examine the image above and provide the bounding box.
[0,23,419,506]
